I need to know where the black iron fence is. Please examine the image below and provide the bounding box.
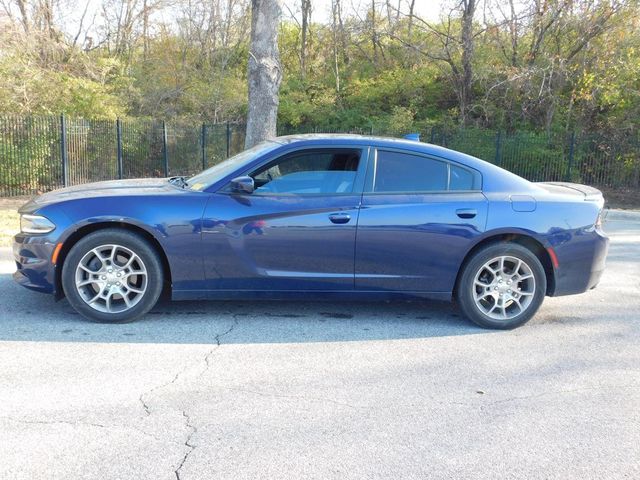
[0,115,246,196]
[427,127,640,189]
[1,115,639,197]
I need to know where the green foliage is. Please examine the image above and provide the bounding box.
[0,2,639,141]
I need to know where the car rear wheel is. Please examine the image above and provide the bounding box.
[62,229,164,323]
[456,242,547,329]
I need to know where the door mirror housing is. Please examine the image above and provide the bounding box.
[230,176,255,194]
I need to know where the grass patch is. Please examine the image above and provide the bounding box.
[0,209,19,247]
[0,198,26,248]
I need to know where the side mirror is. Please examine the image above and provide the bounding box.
[230,176,255,194]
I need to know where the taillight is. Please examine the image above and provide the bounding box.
[595,209,604,229]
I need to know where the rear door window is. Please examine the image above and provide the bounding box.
[373,150,448,192]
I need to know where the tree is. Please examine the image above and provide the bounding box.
[395,0,477,125]
[300,0,311,76]
[245,0,283,148]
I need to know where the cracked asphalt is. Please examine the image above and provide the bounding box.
[0,212,638,479]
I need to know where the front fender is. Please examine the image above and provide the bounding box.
[37,194,211,292]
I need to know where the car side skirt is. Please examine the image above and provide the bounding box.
[172,289,453,302]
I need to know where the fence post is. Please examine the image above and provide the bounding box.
[226,121,231,158]
[60,113,68,187]
[201,123,207,170]
[162,120,169,177]
[494,130,502,166]
[116,118,123,179]
[430,127,436,144]
[565,131,575,182]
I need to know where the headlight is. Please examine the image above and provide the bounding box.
[20,214,56,234]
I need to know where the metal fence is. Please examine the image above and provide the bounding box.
[428,127,640,189]
[1,115,639,196]
[0,115,246,196]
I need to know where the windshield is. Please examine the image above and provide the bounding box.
[187,141,280,191]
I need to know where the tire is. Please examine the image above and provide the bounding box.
[61,229,164,323]
[456,242,547,329]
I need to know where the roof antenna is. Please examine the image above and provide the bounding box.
[403,133,420,142]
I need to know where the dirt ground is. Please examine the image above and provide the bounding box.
[601,188,640,210]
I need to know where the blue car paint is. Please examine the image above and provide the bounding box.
[13,134,609,303]
[354,192,489,292]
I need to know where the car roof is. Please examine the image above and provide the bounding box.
[270,133,535,193]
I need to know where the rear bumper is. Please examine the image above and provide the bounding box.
[13,233,57,294]
[550,227,609,296]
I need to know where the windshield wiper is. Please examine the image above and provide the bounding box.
[168,176,189,188]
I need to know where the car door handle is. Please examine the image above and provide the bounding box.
[328,213,351,224]
[456,208,477,219]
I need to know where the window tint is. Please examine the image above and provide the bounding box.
[250,149,361,195]
[450,164,479,190]
[373,150,448,192]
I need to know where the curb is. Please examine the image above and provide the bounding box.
[604,209,640,222]
[0,247,12,263]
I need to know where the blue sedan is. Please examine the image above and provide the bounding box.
[13,134,609,329]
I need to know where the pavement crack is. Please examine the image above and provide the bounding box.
[215,314,239,346]
[139,369,184,417]
[140,315,239,416]
[199,315,239,378]
[484,383,640,405]
[175,410,197,480]
[0,417,182,444]
[171,316,237,478]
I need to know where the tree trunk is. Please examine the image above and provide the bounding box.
[459,0,476,125]
[407,0,415,37]
[300,0,311,77]
[245,0,283,149]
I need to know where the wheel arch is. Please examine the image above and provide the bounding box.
[454,232,555,297]
[54,221,172,299]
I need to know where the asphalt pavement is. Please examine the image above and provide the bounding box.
[0,212,638,479]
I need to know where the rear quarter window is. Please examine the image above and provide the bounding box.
[371,150,481,193]
[450,163,481,191]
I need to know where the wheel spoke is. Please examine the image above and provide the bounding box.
[79,264,98,274]
[92,248,109,263]
[512,297,523,312]
[105,292,114,312]
[474,290,492,301]
[127,269,146,276]
[121,289,132,308]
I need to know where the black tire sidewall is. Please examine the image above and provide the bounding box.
[456,243,547,329]
[61,229,164,323]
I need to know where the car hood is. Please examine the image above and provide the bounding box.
[19,178,177,213]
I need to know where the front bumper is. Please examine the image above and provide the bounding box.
[550,226,609,296]
[13,233,57,294]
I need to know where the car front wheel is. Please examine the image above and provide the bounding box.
[61,229,164,323]
[456,242,547,329]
